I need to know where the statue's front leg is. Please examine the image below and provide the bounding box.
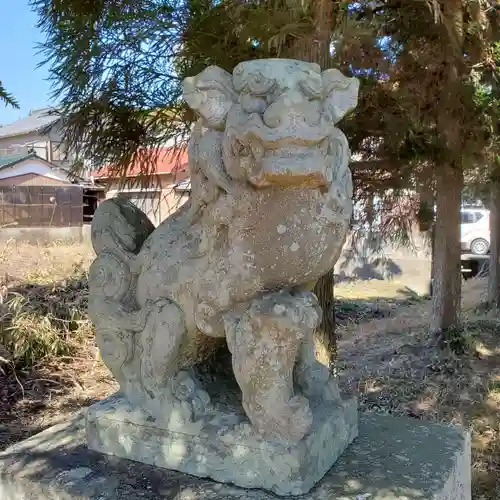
[290,291,342,402]
[225,291,321,443]
[294,333,341,402]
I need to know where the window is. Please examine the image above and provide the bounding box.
[461,211,485,224]
[461,211,476,224]
[474,212,484,223]
[51,141,67,162]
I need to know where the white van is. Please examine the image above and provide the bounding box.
[460,207,490,255]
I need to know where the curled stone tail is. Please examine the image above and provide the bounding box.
[91,197,155,261]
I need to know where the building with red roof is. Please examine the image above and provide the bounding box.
[92,147,191,226]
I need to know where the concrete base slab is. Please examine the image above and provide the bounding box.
[0,409,470,500]
[85,393,358,496]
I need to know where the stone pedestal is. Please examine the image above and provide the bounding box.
[86,393,358,496]
[0,410,471,500]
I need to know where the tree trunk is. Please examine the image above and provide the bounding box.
[312,272,336,370]
[430,219,436,297]
[283,0,333,68]
[488,183,500,309]
[430,165,463,334]
[430,0,464,337]
[285,0,339,371]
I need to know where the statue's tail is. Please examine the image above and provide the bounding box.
[91,197,155,261]
[88,197,155,396]
[89,197,155,304]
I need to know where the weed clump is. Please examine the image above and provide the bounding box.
[0,269,92,370]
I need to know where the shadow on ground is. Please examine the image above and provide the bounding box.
[338,315,500,499]
[1,271,498,497]
[336,251,403,282]
[335,287,427,326]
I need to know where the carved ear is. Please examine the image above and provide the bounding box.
[183,66,237,130]
[322,69,360,124]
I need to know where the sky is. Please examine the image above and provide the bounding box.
[0,0,54,126]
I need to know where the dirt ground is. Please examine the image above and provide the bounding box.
[0,241,499,499]
[336,278,500,499]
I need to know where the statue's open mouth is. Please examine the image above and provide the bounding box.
[232,131,331,189]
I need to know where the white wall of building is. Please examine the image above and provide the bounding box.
[0,126,68,164]
[0,159,70,183]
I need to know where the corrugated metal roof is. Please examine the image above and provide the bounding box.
[92,147,189,178]
[0,153,36,169]
[0,108,60,139]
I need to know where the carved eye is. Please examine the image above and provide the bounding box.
[247,74,276,96]
[299,78,322,100]
[240,92,267,114]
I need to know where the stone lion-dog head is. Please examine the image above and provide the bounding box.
[183,59,359,217]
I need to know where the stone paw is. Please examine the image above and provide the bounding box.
[271,395,313,443]
[171,370,197,401]
[191,388,212,418]
[171,370,212,419]
[321,378,341,402]
[284,395,313,441]
[194,302,226,338]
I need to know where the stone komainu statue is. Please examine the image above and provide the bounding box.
[88,59,359,444]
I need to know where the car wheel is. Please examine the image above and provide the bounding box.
[470,238,489,255]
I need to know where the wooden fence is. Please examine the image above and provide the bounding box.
[0,185,83,228]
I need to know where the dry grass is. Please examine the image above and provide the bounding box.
[0,238,94,286]
[0,241,498,497]
[0,240,116,451]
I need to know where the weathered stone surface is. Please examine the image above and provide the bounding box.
[86,392,358,496]
[86,56,360,493]
[0,411,470,500]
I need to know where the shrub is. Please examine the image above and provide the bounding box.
[0,274,93,370]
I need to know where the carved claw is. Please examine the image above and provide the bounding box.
[140,300,186,396]
[243,394,313,443]
[171,370,212,418]
[194,302,226,338]
[322,377,342,402]
[280,395,314,441]
[293,316,342,402]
